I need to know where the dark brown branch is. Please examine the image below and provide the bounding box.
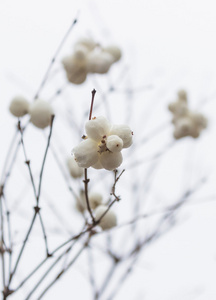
[83,168,95,224]
[89,89,96,120]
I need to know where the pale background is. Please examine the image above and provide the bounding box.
[0,0,216,299]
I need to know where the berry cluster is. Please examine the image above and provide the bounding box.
[72,116,133,171]
[168,90,207,139]
[62,38,122,84]
[9,96,54,129]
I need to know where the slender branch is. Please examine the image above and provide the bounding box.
[83,168,95,224]
[87,245,98,299]
[37,245,86,299]
[34,17,78,100]
[13,224,85,293]
[110,169,125,201]
[97,262,118,299]
[45,140,77,198]
[17,121,37,199]
[89,89,96,120]
[107,256,138,300]
[82,89,97,224]
[38,212,49,256]
[24,239,78,299]
[8,211,37,286]
[37,115,55,205]
[0,197,6,289]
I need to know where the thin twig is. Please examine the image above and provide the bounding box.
[18,121,37,199]
[37,115,55,205]
[24,239,79,299]
[37,244,86,299]
[89,89,96,120]
[83,168,95,224]
[34,17,78,100]
[8,211,37,286]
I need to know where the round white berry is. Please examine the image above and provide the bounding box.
[103,46,122,62]
[9,96,29,117]
[62,55,88,85]
[73,45,89,60]
[91,160,103,169]
[190,112,207,129]
[29,99,54,129]
[109,124,133,148]
[106,135,123,152]
[176,117,192,133]
[178,89,187,102]
[87,51,114,74]
[72,139,99,168]
[100,151,123,171]
[67,157,83,178]
[76,38,97,51]
[89,192,103,209]
[168,101,188,117]
[85,116,111,142]
[95,205,117,230]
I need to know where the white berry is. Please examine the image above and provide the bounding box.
[109,124,133,148]
[103,46,122,62]
[85,116,111,142]
[100,151,123,171]
[87,51,114,74]
[73,139,99,168]
[9,96,29,117]
[76,38,97,51]
[29,99,54,129]
[106,135,123,152]
[89,192,103,209]
[67,157,83,178]
[95,205,117,230]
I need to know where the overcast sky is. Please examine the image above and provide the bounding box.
[1,1,216,299]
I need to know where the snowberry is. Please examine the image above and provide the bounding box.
[87,51,114,74]
[103,46,122,62]
[109,124,133,148]
[169,90,207,139]
[174,117,192,138]
[168,101,188,119]
[85,116,111,142]
[106,135,123,152]
[9,96,29,117]
[75,38,97,51]
[95,205,117,230]
[190,112,207,130]
[177,89,187,102]
[72,116,132,170]
[89,192,103,209]
[67,157,83,178]
[29,99,54,129]
[73,45,89,60]
[73,139,99,168]
[62,54,88,85]
[100,151,123,171]
[91,160,103,170]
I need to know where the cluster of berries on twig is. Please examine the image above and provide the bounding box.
[72,116,133,171]
[62,37,122,84]
[168,90,207,139]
